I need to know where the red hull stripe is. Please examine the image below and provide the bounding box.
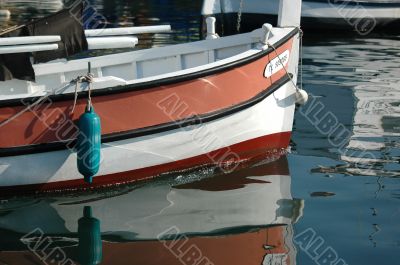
[0,75,291,157]
[0,131,291,195]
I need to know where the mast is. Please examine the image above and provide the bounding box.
[278,0,302,27]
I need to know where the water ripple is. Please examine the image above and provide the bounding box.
[294,36,400,178]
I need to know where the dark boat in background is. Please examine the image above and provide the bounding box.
[202,0,400,36]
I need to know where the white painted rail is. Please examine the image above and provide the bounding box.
[0,43,58,54]
[85,25,171,37]
[0,36,139,54]
[0,25,167,54]
[0,35,61,46]
[87,36,138,50]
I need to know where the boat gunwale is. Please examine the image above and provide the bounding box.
[0,28,299,108]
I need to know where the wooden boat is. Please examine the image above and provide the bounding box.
[202,0,400,35]
[0,155,303,265]
[0,0,305,193]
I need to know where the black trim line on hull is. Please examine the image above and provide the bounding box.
[0,28,299,108]
[0,75,292,157]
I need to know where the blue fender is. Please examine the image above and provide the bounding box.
[77,106,101,183]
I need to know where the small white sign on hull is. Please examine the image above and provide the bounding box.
[264,50,290,78]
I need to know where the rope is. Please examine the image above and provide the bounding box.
[87,74,93,111]
[70,73,94,114]
[0,24,25,36]
[299,28,304,91]
[266,28,303,92]
[267,42,298,91]
[1,96,45,127]
[0,82,71,128]
[236,0,244,33]
[1,73,94,128]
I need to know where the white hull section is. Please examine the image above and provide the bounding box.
[0,82,296,187]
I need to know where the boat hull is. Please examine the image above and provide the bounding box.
[0,81,295,193]
[0,28,299,193]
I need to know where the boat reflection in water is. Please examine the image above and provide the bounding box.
[0,155,303,265]
[296,37,400,179]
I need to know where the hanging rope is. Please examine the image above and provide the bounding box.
[0,72,95,128]
[70,73,94,114]
[0,82,69,128]
[299,28,304,91]
[236,0,244,33]
[0,24,25,36]
[267,42,298,91]
[266,28,308,105]
[266,27,303,92]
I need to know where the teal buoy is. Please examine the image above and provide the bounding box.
[77,103,101,183]
[78,206,102,265]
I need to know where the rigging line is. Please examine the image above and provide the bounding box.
[267,42,298,91]
[1,74,93,128]
[236,0,244,33]
[267,28,303,93]
[299,28,304,90]
[0,24,25,36]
